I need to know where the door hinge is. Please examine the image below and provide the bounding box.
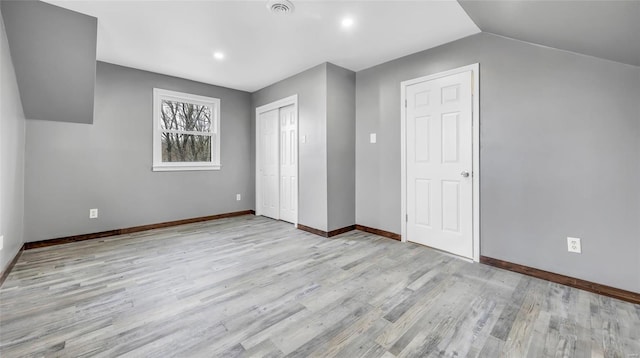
[406,214,408,222]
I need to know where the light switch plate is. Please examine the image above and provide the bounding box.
[370,133,377,143]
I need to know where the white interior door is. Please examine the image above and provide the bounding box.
[256,96,299,224]
[258,108,279,220]
[406,70,473,258]
[279,104,297,223]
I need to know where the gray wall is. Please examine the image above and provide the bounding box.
[251,64,329,231]
[356,33,640,292]
[1,0,97,124]
[327,63,356,231]
[24,62,252,242]
[0,10,25,272]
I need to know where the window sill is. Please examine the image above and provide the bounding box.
[152,165,221,172]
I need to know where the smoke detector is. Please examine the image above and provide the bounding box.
[267,0,295,14]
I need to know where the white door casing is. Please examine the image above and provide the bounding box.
[279,104,297,223]
[401,64,480,261]
[255,95,299,224]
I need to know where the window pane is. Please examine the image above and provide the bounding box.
[160,100,212,132]
[161,133,212,162]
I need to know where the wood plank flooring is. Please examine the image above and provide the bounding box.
[1,215,638,357]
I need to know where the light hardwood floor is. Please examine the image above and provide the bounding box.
[1,215,638,357]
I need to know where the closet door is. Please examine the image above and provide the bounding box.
[279,104,297,223]
[258,108,280,220]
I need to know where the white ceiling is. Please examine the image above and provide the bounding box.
[43,0,480,92]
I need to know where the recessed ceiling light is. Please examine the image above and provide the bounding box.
[213,52,225,60]
[341,17,354,29]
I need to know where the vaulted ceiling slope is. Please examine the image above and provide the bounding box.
[458,0,640,67]
[1,1,97,124]
[42,0,480,92]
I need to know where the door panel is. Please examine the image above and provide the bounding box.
[415,179,431,226]
[441,180,460,233]
[414,115,430,162]
[441,113,459,163]
[406,71,473,258]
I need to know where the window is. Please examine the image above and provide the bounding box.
[152,88,220,171]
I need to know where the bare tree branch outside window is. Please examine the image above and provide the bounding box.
[160,100,213,162]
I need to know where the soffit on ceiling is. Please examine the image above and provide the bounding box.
[458,0,640,67]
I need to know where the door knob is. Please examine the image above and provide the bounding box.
[461,171,470,177]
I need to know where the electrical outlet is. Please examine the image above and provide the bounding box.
[236,194,241,201]
[370,133,377,143]
[89,208,98,219]
[0,235,4,250]
[567,237,581,253]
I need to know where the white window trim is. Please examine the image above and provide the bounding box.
[152,88,221,171]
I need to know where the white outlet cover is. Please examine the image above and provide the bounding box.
[567,237,581,253]
[370,133,377,143]
[89,208,98,219]
[236,194,241,201]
